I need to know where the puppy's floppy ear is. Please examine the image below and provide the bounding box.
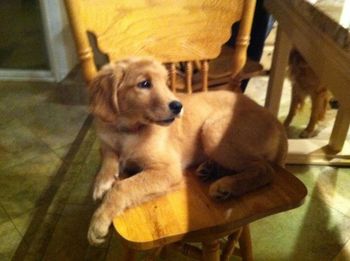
[88,63,125,123]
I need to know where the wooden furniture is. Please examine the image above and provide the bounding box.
[65,0,307,259]
[264,0,350,165]
[114,167,306,260]
[176,47,266,92]
[64,0,255,92]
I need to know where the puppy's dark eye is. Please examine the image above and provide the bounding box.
[137,80,152,89]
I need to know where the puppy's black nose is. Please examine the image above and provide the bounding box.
[169,101,183,115]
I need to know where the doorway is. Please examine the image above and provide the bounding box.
[0,0,77,82]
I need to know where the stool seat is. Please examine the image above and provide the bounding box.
[113,165,307,251]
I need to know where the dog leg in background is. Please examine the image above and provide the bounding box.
[209,160,274,200]
[300,89,329,138]
[284,86,305,129]
[88,163,183,245]
[93,144,119,201]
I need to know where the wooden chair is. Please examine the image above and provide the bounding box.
[115,167,306,260]
[64,0,256,88]
[64,0,307,260]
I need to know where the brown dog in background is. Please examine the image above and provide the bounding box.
[284,48,331,138]
[87,57,288,245]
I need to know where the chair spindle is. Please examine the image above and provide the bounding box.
[221,229,243,261]
[201,60,209,92]
[169,63,177,93]
[185,61,193,94]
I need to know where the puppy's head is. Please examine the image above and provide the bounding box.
[88,57,182,126]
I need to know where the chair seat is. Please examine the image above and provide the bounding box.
[113,165,307,250]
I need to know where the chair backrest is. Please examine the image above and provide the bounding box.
[65,0,256,92]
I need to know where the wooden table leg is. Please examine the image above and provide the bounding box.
[239,225,253,261]
[202,240,220,261]
[265,25,292,116]
[123,247,136,261]
[329,107,350,152]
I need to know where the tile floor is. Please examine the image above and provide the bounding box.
[1,65,350,261]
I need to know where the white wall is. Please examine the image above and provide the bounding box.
[40,0,78,81]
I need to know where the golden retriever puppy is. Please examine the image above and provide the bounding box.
[284,49,331,138]
[87,57,288,245]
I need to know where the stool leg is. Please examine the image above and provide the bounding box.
[145,247,162,261]
[239,225,253,261]
[159,245,169,259]
[202,240,220,261]
[221,228,243,261]
[123,246,136,261]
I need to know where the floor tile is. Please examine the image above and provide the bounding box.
[104,234,128,261]
[251,187,350,261]
[287,165,350,218]
[67,146,100,205]
[42,204,99,261]
[0,218,24,261]
[16,212,61,260]
[84,247,108,261]
[334,239,350,261]
[0,152,61,218]
[45,128,97,212]
[66,178,95,206]
[0,84,52,130]
[20,254,44,261]
[0,205,9,226]
[0,119,54,170]
[0,206,21,260]
[53,144,73,160]
[0,82,88,154]
[0,107,13,127]
[13,102,88,151]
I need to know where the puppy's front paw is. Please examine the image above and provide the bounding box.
[209,178,232,200]
[87,208,111,245]
[93,175,116,201]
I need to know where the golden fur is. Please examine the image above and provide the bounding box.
[284,49,331,138]
[87,57,288,245]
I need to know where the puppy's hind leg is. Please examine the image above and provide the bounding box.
[200,114,277,200]
[196,160,232,182]
[209,160,274,200]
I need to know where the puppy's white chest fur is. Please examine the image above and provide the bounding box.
[98,123,172,164]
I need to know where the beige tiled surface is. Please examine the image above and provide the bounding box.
[252,165,350,260]
[0,81,89,260]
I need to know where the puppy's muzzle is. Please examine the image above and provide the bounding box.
[169,101,183,115]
